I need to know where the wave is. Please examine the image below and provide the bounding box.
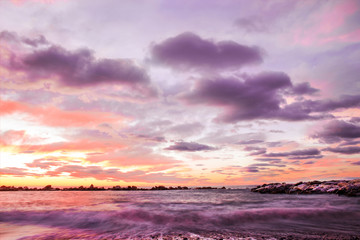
[1,207,360,234]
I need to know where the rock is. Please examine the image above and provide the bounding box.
[250,179,360,197]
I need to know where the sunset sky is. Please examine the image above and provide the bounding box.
[0,0,359,187]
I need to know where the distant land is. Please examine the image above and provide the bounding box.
[0,184,226,191]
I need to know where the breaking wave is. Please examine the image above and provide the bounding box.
[1,190,360,238]
[1,207,360,234]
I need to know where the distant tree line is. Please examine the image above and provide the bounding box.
[0,184,227,191]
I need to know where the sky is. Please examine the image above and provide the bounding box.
[0,0,359,187]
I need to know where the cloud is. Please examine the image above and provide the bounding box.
[288,155,324,160]
[324,146,360,155]
[235,17,267,33]
[0,31,155,96]
[45,164,191,183]
[86,147,180,167]
[290,82,319,95]
[0,99,121,127]
[255,158,282,162]
[234,1,298,33]
[269,130,284,133]
[167,122,205,137]
[2,139,125,155]
[150,32,263,71]
[181,72,360,122]
[135,135,166,143]
[2,162,191,183]
[237,139,264,145]
[25,158,63,169]
[273,95,360,121]
[46,165,124,180]
[0,130,26,145]
[312,120,360,143]
[243,146,267,156]
[264,148,321,158]
[182,72,291,122]
[0,30,49,47]
[165,141,216,152]
[339,140,360,146]
[249,163,286,168]
[290,95,360,113]
[242,166,259,173]
[0,167,30,176]
[350,117,360,123]
[19,46,149,86]
[76,129,113,140]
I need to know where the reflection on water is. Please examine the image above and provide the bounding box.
[1,189,360,239]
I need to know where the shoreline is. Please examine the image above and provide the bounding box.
[0,184,226,192]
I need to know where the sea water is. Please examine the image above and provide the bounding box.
[1,189,360,239]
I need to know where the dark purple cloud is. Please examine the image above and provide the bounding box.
[255,158,282,162]
[288,155,324,160]
[182,72,360,122]
[243,146,267,156]
[182,71,291,122]
[266,141,286,147]
[150,32,263,71]
[274,95,360,121]
[237,139,264,145]
[0,30,48,47]
[242,166,259,173]
[264,148,321,158]
[136,135,166,142]
[350,117,360,123]
[18,46,149,87]
[339,140,360,146]
[249,163,286,168]
[323,146,360,155]
[304,161,315,165]
[312,120,360,143]
[290,82,319,95]
[1,31,153,93]
[288,95,360,113]
[351,161,360,165]
[165,142,216,152]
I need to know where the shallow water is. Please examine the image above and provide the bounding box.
[0,189,360,239]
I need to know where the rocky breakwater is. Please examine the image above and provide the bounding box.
[251,179,360,197]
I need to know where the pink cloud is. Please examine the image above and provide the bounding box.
[10,0,67,5]
[2,139,125,154]
[293,1,359,45]
[86,148,180,167]
[0,99,123,127]
[0,130,26,145]
[318,1,358,35]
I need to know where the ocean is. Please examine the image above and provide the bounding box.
[1,189,360,239]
